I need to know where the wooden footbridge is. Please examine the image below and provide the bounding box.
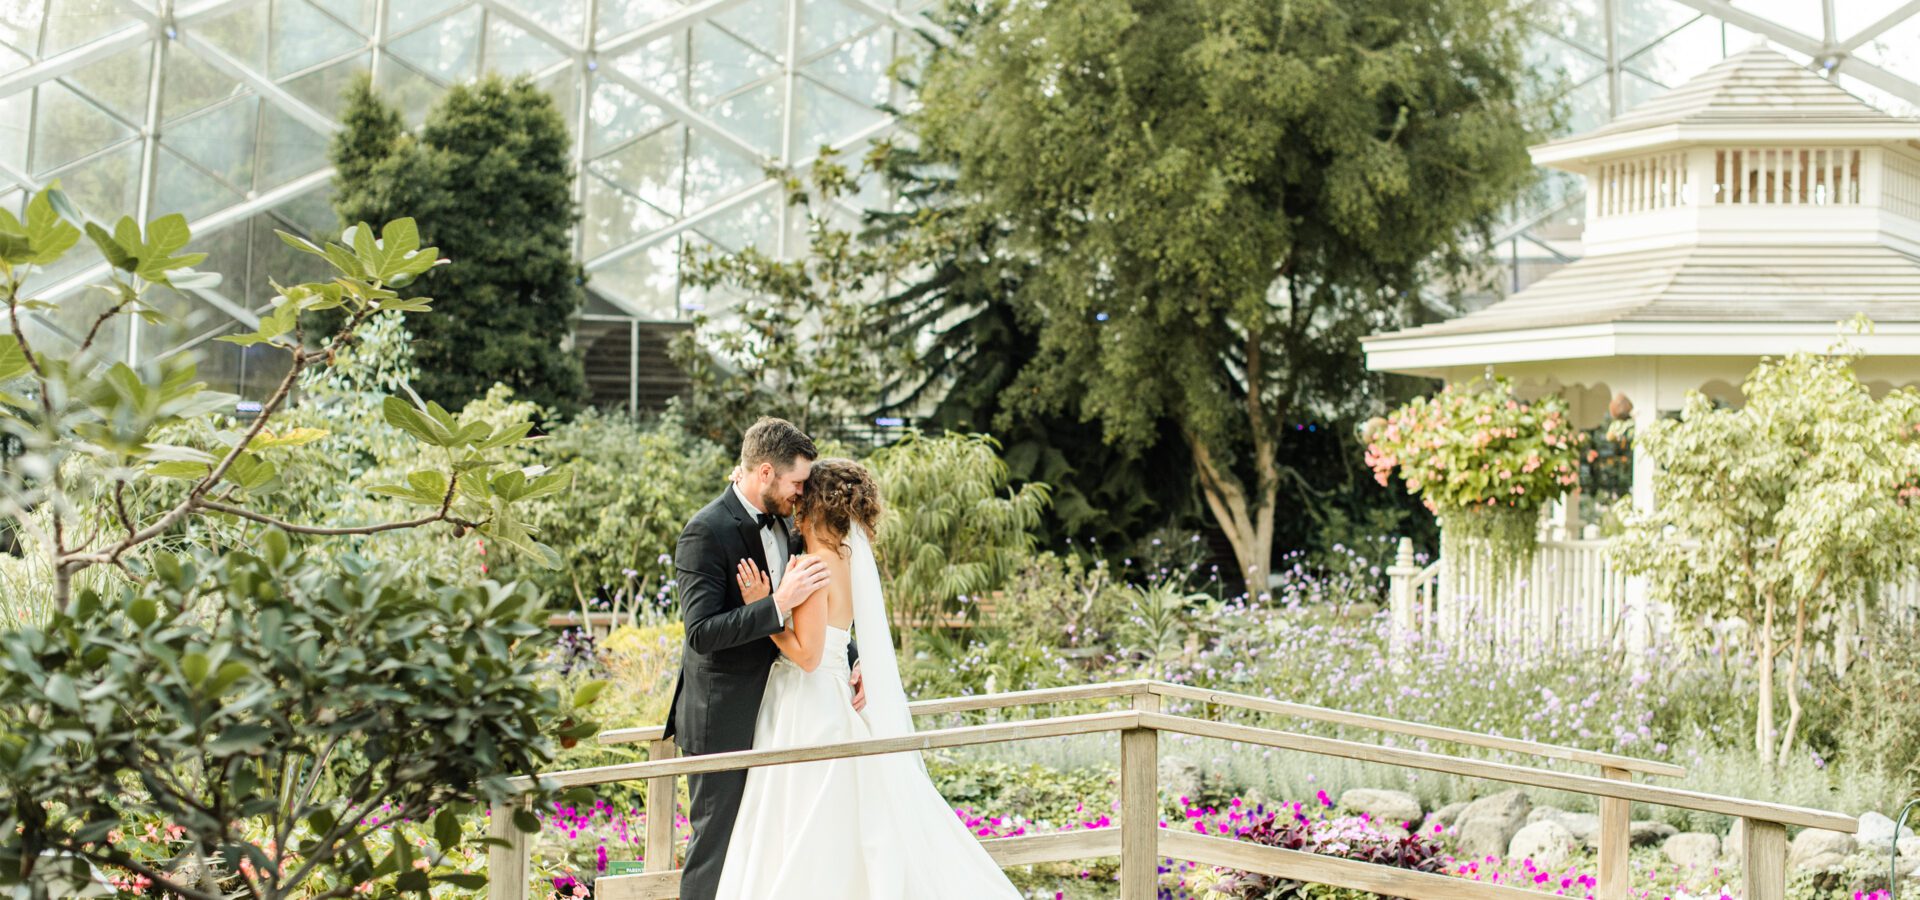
[486,680,1854,900]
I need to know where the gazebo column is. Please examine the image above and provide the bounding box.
[1623,385,1660,658]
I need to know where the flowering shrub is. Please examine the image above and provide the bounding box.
[1198,801,1445,899]
[1364,377,1585,566]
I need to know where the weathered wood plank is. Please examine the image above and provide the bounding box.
[1597,766,1630,900]
[487,797,531,900]
[981,827,1122,866]
[1139,713,1856,832]
[594,829,1124,899]
[1121,693,1161,900]
[1743,818,1789,900]
[598,680,1153,746]
[1151,682,1684,779]
[644,739,676,872]
[530,711,1142,789]
[1160,831,1543,900]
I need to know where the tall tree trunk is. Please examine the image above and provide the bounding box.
[1187,431,1277,597]
[1756,588,1777,767]
[1777,591,1809,767]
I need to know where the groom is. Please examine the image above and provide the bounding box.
[663,417,864,900]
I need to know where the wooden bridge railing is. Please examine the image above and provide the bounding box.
[488,680,1850,900]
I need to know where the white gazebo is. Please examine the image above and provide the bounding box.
[1365,45,1920,661]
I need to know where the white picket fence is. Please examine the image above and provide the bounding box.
[1385,536,1920,669]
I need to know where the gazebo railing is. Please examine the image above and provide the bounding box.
[486,680,1847,900]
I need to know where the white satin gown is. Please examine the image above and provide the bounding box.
[713,530,1021,899]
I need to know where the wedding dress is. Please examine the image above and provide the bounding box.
[713,526,1022,900]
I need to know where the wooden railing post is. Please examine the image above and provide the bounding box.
[645,738,677,872]
[1597,765,1630,899]
[1386,538,1419,672]
[1121,691,1161,900]
[487,795,532,900]
[1742,818,1788,900]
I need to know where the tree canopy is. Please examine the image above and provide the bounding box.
[330,75,588,416]
[911,0,1544,589]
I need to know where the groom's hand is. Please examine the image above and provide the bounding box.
[773,555,830,616]
[849,662,867,712]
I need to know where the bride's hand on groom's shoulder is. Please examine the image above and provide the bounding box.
[772,556,830,616]
[736,559,772,603]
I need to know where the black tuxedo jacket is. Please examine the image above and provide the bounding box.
[662,488,856,754]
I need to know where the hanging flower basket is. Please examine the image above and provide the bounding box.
[1364,377,1586,573]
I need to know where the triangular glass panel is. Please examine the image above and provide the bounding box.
[1536,0,1607,56]
[701,79,783,158]
[688,23,781,106]
[682,131,768,213]
[163,48,246,124]
[606,32,688,101]
[485,16,568,76]
[387,0,468,34]
[587,238,681,320]
[1621,13,1727,88]
[309,0,376,36]
[597,0,690,45]
[1560,74,1612,135]
[31,82,137,176]
[493,0,587,45]
[801,0,877,59]
[587,78,671,155]
[1835,0,1909,41]
[374,52,449,126]
[256,102,329,191]
[792,76,884,154]
[802,28,892,109]
[155,146,247,221]
[592,124,687,216]
[707,0,787,61]
[0,89,30,174]
[1617,0,1710,56]
[685,161,775,249]
[388,4,481,84]
[582,172,675,259]
[193,0,272,72]
[283,52,372,112]
[1524,32,1603,92]
[269,182,341,238]
[37,139,138,245]
[1852,14,1920,85]
[0,3,43,57]
[1727,0,1822,40]
[65,43,153,123]
[271,0,368,77]
[42,0,142,58]
[163,97,260,191]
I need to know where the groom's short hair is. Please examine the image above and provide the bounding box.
[740,417,817,472]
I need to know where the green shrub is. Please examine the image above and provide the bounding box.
[518,410,729,606]
[0,541,594,899]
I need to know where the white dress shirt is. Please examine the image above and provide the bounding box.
[734,482,791,625]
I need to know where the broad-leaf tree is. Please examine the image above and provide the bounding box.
[1613,335,1920,767]
[912,0,1542,590]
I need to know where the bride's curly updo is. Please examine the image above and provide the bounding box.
[794,457,883,555]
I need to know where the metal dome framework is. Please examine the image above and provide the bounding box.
[1,0,1918,393]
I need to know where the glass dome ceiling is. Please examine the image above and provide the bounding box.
[1,0,1916,386]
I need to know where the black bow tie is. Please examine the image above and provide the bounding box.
[756,512,781,531]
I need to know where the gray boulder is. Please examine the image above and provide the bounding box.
[1663,832,1722,870]
[1508,820,1577,868]
[1528,807,1602,846]
[1899,835,1920,860]
[1723,819,1744,862]
[1454,790,1532,859]
[1338,789,1423,831]
[1788,828,1857,872]
[1630,820,1677,848]
[1421,801,1469,841]
[1858,811,1912,853]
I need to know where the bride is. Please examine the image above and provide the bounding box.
[713,458,1022,899]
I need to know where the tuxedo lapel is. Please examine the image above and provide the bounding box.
[720,488,771,581]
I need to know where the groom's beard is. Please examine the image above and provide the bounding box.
[762,487,793,517]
